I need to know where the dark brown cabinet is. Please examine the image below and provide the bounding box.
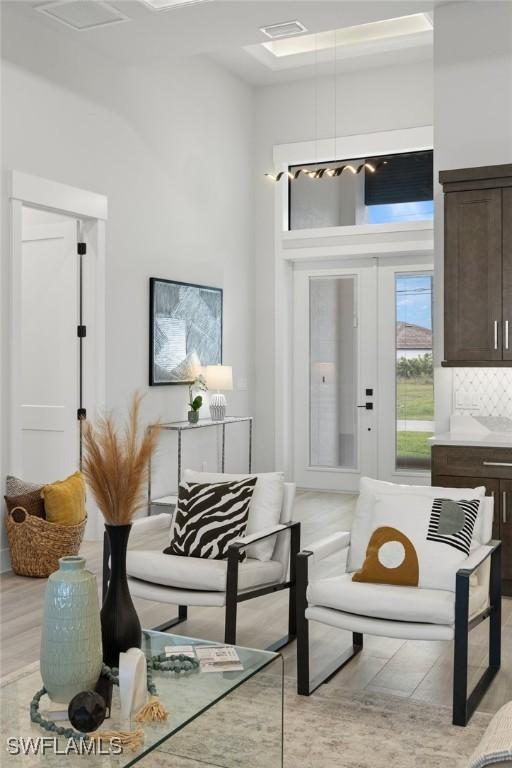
[432,445,512,596]
[440,164,512,366]
[503,188,512,361]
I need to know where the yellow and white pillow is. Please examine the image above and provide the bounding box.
[348,477,486,572]
[352,492,481,591]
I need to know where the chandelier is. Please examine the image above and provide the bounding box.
[265,160,386,182]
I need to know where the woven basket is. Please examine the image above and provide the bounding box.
[5,508,87,577]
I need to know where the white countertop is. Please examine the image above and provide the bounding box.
[429,432,512,448]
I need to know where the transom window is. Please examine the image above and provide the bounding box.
[288,149,433,230]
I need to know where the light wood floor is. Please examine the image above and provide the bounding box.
[1,490,510,714]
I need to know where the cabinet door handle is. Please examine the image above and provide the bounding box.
[503,491,508,524]
[482,461,512,468]
[494,320,499,350]
[506,320,510,351]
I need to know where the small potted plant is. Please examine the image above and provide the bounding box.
[188,374,207,424]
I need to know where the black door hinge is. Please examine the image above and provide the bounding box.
[77,242,86,256]
[77,408,87,420]
[77,325,87,338]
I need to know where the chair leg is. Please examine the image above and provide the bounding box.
[152,605,188,633]
[288,521,300,640]
[225,548,239,645]
[266,523,300,652]
[453,545,502,726]
[296,552,362,696]
[489,545,502,673]
[224,600,237,645]
[296,552,311,695]
[288,579,297,638]
[453,574,469,726]
[353,632,364,649]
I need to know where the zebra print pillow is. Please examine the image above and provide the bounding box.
[164,478,258,560]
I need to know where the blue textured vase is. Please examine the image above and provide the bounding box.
[40,556,102,704]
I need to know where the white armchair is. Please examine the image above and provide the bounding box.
[107,479,299,651]
[296,491,502,727]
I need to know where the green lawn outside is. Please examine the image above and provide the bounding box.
[396,431,432,458]
[396,378,434,420]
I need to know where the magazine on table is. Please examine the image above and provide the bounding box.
[164,644,243,672]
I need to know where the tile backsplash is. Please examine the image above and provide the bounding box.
[453,368,512,418]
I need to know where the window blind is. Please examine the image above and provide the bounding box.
[365,150,433,206]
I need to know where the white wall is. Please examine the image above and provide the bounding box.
[1,4,255,563]
[433,0,512,432]
[253,59,434,469]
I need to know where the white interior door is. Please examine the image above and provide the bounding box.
[293,262,378,492]
[19,221,80,482]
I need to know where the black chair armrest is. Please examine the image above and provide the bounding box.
[227,520,301,556]
[456,540,501,578]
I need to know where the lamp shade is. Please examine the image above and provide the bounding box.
[206,365,233,391]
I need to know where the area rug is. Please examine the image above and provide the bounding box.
[154,676,491,768]
[0,665,491,768]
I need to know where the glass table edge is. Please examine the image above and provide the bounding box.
[152,417,253,431]
[126,642,283,767]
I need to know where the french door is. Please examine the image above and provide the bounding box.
[293,257,433,492]
[293,261,378,492]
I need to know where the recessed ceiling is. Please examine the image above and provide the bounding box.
[243,11,432,76]
[261,13,432,58]
[10,1,437,85]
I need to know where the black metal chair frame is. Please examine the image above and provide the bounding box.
[103,521,301,653]
[296,540,502,726]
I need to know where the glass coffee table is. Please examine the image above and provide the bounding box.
[0,630,284,767]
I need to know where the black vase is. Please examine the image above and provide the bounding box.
[101,524,141,667]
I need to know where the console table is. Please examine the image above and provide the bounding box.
[147,416,253,513]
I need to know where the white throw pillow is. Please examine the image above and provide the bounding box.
[348,477,486,572]
[353,492,481,591]
[183,470,284,561]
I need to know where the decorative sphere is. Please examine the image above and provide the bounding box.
[67,691,106,733]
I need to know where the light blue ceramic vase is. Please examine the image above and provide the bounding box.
[40,556,102,704]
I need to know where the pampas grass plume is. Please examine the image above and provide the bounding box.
[82,393,160,525]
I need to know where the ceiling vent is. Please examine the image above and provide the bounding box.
[260,20,308,40]
[35,1,131,31]
[138,0,211,9]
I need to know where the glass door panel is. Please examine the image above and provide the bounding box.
[309,277,357,469]
[395,273,434,471]
[293,263,377,493]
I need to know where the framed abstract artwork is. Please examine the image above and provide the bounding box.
[149,278,223,385]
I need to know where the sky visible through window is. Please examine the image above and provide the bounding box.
[368,200,434,225]
[396,274,433,330]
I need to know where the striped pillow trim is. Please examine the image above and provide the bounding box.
[164,478,257,560]
[427,498,480,555]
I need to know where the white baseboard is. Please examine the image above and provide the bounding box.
[0,547,12,573]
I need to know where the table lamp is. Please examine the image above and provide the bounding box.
[206,365,233,421]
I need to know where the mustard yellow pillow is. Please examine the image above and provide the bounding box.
[42,472,86,526]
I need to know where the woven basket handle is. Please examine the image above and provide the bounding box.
[9,506,27,524]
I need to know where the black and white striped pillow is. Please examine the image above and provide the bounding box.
[164,478,257,560]
[427,498,480,555]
